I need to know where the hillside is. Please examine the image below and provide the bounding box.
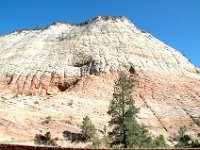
[0,16,199,147]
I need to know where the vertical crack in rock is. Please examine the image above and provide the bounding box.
[179,95,200,128]
[145,100,168,132]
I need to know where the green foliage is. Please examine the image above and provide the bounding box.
[44,131,51,142]
[108,72,148,148]
[13,28,30,33]
[124,123,153,148]
[42,115,52,124]
[103,125,107,135]
[91,137,101,148]
[100,136,112,148]
[34,100,39,104]
[13,93,19,98]
[194,116,200,126]
[174,126,191,148]
[67,100,73,106]
[174,126,200,148]
[107,72,168,148]
[81,116,96,141]
[34,131,58,146]
[191,139,200,148]
[152,135,168,148]
[35,24,42,30]
[85,136,112,148]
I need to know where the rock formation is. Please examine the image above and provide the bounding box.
[0,16,199,146]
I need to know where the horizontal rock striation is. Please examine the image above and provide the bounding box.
[0,16,199,96]
[0,16,200,144]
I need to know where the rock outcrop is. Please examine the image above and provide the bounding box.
[0,16,198,96]
[0,16,199,146]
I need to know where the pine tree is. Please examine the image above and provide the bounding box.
[35,24,41,30]
[107,72,152,148]
[174,126,200,148]
[152,135,168,148]
[81,116,96,141]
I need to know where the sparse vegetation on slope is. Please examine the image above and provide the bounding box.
[81,116,96,142]
[107,72,168,148]
[173,126,200,148]
[34,132,58,146]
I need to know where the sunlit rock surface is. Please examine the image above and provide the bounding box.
[0,16,199,146]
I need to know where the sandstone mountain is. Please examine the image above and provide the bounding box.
[0,16,199,146]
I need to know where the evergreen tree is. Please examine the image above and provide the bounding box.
[174,126,191,148]
[174,126,200,148]
[107,72,152,148]
[152,135,168,148]
[191,139,200,148]
[34,131,58,146]
[81,116,96,141]
[35,24,41,30]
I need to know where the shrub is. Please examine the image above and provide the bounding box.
[91,137,101,148]
[34,132,58,146]
[152,135,168,148]
[174,126,200,148]
[81,116,96,141]
[67,100,73,106]
[35,24,42,30]
[42,115,52,124]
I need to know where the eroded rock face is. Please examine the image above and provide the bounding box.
[0,16,199,145]
[0,16,198,96]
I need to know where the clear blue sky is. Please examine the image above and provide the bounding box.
[1,0,200,67]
